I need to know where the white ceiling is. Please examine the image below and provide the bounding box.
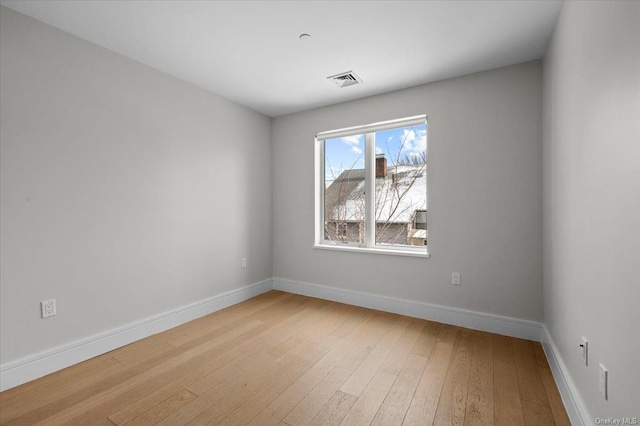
[1,0,562,117]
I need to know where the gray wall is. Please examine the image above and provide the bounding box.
[11,4,638,418]
[543,1,640,419]
[273,61,543,322]
[0,7,272,364]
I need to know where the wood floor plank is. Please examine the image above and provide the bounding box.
[521,400,555,426]
[164,291,293,347]
[0,292,571,426]
[121,389,197,426]
[309,390,357,426]
[165,318,240,348]
[38,295,316,426]
[311,303,360,339]
[340,369,397,426]
[411,320,442,357]
[283,344,372,425]
[380,318,425,375]
[113,342,177,364]
[217,336,342,426]
[185,302,332,396]
[340,316,411,397]
[18,320,266,426]
[371,353,427,426]
[158,340,316,425]
[0,355,121,423]
[512,339,550,406]
[183,339,320,425]
[403,341,454,426]
[145,302,337,424]
[432,328,472,426]
[539,366,571,426]
[492,335,525,426]
[269,336,305,357]
[216,292,297,330]
[106,301,317,425]
[437,323,459,344]
[532,342,549,369]
[298,301,357,344]
[212,310,350,424]
[87,416,117,425]
[464,331,494,426]
[246,312,394,426]
[331,307,372,338]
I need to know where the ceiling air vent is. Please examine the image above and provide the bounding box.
[327,71,363,88]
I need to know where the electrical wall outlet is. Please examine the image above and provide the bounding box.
[599,363,608,400]
[241,258,247,268]
[581,337,588,366]
[451,272,461,285]
[41,299,56,318]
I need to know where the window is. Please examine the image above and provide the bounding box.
[413,210,427,230]
[315,115,428,257]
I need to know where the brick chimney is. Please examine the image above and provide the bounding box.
[376,155,387,178]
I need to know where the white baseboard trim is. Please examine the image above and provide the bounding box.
[2,275,570,415]
[541,324,592,426]
[273,277,542,342]
[0,279,272,392]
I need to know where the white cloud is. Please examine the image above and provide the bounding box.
[338,134,364,155]
[400,128,427,155]
[340,135,363,147]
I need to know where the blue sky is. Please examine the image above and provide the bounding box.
[324,124,427,183]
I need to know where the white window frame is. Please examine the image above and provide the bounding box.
[314,115,429,258]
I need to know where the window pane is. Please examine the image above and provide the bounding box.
[374,124,427,247]
[323,135,365,244]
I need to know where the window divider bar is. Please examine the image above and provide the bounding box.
[364,132,375,247]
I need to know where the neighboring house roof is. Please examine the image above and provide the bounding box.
[325,164,427,223]
[411,229,427,239]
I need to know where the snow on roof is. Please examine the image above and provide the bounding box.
[412,229,427,238]
[325,164,427,223]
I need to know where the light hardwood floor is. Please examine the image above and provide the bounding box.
[0,291,571,425]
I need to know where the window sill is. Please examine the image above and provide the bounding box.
[313,243,430,258]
